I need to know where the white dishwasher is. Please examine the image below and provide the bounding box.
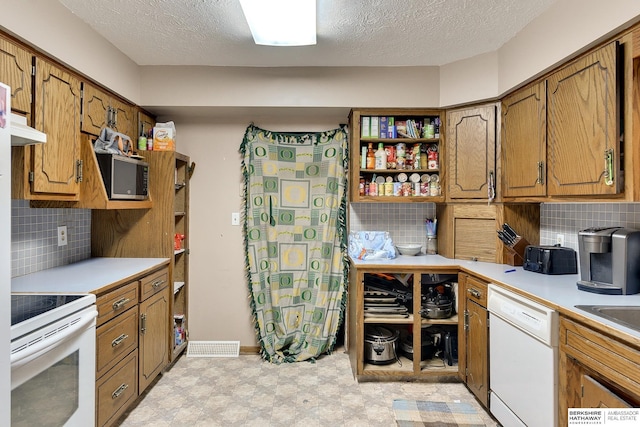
[487,284,558,427]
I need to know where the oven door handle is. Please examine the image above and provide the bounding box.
[10,309,98,368]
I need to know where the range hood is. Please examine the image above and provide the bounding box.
[10,113,47,146]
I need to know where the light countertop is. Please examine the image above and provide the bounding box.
[11,257,170,294]
[351,254,640,342]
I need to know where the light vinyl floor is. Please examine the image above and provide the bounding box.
[117,348,498,427]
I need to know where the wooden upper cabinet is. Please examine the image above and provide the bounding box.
[32,57,82,198]
[110,97,135,139]
[0,34,33,117]
[82,82,135,139]
[447,105,497,200]
[547,41,620,196]
[502,81,547,198]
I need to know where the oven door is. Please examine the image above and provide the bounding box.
[11,306,97,427]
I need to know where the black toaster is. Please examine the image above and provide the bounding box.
[523,245,578,275]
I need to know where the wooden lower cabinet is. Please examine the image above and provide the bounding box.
[96,350,138,427]
[139,285,170,393]
[559,316,640,426]
[94,265,170,427]
[458,274,489,407]
[348,262,459,380]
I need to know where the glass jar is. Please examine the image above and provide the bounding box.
[426,236,437,255]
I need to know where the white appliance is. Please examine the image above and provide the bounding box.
[1,81,12,427]
[11,293,97,426]
[488,284,558,427]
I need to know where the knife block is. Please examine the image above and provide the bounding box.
[504,237,530,266]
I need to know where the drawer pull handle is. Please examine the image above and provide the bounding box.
[112,383,129,399]
[140,313,147,334]
[152,279,166,289]
[112,297,131,311]
[111,334,129,347]
[467,288,481,298]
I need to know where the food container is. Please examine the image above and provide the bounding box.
[364,326,399,364]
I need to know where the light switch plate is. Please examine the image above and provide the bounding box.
[57,225,68,246]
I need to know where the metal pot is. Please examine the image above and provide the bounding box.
[421,301,453,319]
[399,334,435,360]
[364,326,399,364]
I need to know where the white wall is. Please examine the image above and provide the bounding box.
[140,66,440,109]
[176,114,347,345]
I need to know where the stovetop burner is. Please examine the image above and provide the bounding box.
[11,294,85,326]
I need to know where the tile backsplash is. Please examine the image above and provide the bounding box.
[349,202,640,254]
[11,200,91,278]
[11,199,640,277]
[539,202,640,251]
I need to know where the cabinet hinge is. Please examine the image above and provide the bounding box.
[31,65,36,76]
[464,310,469,331]
[76,160,83,183]
[28,171,34,183]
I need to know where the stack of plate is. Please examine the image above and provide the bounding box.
[363,291,409,318]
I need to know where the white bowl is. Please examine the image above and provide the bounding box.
[396,244,422,256]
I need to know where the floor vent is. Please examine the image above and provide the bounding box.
[186,341,240,358]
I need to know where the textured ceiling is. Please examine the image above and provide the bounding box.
[58,0,558,67]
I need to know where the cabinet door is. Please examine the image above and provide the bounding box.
[0,35,32,116]
[447,105,496,199]
[33,58,81,197]
[111,97,135,139]
[138,289,169,393]
[81,82,110,136]
[466,299,488,407]
[454,217,496,262]
[502,82,547,198]
[547,42,620,196]
[582,374,632,408]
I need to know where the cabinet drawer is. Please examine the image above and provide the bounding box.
[96,349,138,427]
[465,276,488,307]
[96,306,139,379]
[140,267,169,302]
[560,317,640,399]
[96,282,138,327]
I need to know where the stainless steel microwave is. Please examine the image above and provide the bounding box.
[95,153,149,200]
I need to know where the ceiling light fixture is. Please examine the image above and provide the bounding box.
[239,0,316,46]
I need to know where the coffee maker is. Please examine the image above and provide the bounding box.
[577,227,640,295]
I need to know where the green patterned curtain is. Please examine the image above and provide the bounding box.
[240,124,349,363]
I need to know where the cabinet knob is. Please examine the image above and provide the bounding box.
[111,333,129,347]
[112,297,131,311]
[467,288,482,298]
[112,383,129,399]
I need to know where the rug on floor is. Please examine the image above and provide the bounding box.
[393,399,486,427]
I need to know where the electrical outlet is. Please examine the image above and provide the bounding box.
[57,225,68,246]
[556,234,565,247]
[231,212,240,226]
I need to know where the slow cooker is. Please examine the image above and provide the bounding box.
[364,325,399,364]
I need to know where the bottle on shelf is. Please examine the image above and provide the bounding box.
[375,143,387,170]
[366,143,375,169]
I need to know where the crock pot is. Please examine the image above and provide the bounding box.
[364,325,399,364]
